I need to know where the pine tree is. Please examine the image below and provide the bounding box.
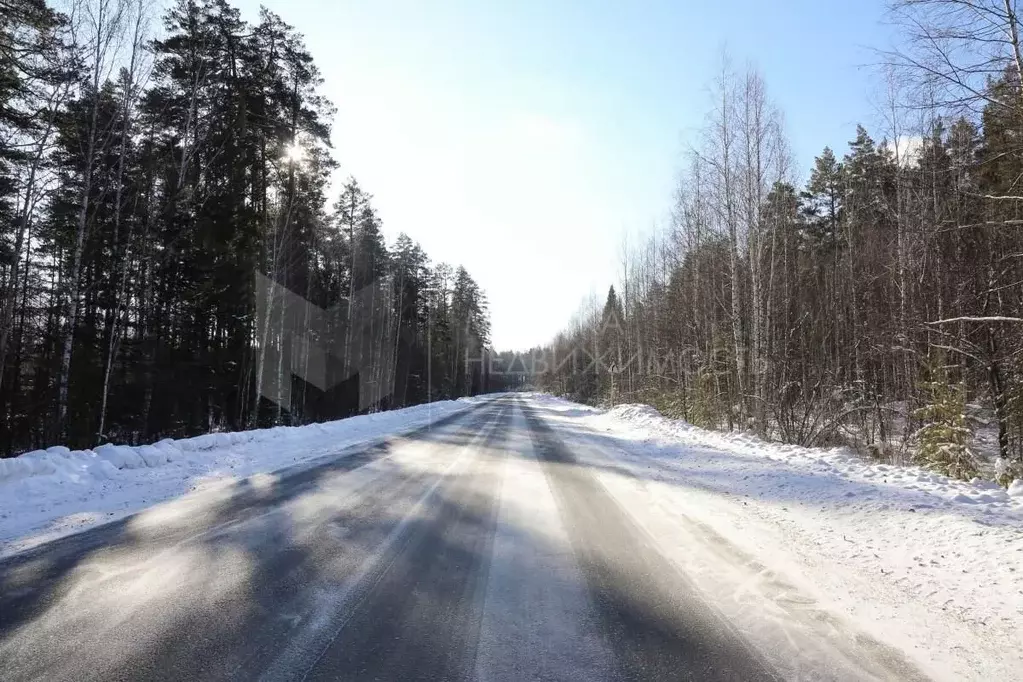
[801,147,843,250]
[912,360,978,481]
[599,285,625,403]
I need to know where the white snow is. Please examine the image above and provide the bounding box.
[526,393,1023,681]
[0,397,490,558]
[591,402,1023,524]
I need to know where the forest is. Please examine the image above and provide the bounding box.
[0,0,494,455]
[537,0,1023,484]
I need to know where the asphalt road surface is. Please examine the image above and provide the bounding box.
[0,396,925,681]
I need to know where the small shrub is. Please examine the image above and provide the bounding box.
[689,368,724,429]
[911,374,978,481]
[995,457,1023,488]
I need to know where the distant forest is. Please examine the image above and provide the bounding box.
[0,0,497,455]
[538,1,1023,484]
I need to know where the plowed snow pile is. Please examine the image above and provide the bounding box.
[0,397,489,557]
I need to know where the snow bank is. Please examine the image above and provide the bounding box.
[0,396,492,557]
[594,401,1023,522]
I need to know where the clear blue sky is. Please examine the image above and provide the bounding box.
[232,0,897,351]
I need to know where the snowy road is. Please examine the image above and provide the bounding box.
[0,396,933,681]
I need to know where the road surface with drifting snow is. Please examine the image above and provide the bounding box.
[0,395,944,680]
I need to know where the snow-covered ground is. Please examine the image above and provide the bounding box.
[0,396,491,558]
[530,393,1023,681]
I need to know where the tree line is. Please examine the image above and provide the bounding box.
[538,0,1023,483]
[0,0,493,456]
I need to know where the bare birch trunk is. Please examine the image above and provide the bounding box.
[97,0,147,444]
[58,0,124,439]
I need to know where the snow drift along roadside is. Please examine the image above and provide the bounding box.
[599,401,1023,511]
[0,396,492,558]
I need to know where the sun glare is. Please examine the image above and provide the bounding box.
[283,141,304,164]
